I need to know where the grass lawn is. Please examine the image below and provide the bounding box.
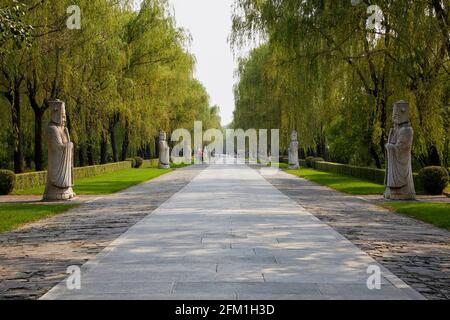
[14,167,173,195]
[285,168,385,195]
[0,203,79,233]
[380,202,450,231]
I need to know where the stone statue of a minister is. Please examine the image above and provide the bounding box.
[43,100,76,201]
[288,130,300,169]
[384,101,416,200]
[159,130,170,169]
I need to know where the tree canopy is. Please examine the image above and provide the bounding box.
[231,0,449,169]
[0,0,221,172]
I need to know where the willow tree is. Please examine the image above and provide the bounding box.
[231,0,449,167]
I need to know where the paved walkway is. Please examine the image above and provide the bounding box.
[262,169,450,300]
[0,166,203,299]
[42,164,423,300]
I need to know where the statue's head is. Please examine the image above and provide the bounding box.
[393,100,410,125]
[159,130,166,141]
[49,100,66,126]
[291,130,298,141]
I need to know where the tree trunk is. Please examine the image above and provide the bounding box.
[34,109,44,171]
[145,143,151,159]
[11,84,23,173]
[78,144,85,167]
[110,122,118,162]
[87,144,94,166]
[154,137,159,158]
[121,121,129,161]
[100,134,108,164]
[370,144,382,169]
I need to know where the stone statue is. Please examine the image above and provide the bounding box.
[384,101,416,200]
[184,139,192,164]
[288,130,300,169]
[158,130,170,169]
[43,100,76,201]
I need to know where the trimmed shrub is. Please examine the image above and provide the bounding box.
[15,161,133,190]
[314,161,386,184]
[314,161,421,189]
[144,159,160,168]
[133,157,144,168]
[126,158,136,168]
[305,156,315,168]
[0,170,16,195]
[305,157,324,168]
[418,166,449,195]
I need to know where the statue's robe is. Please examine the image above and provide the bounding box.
[43,124,75,200]
[384,123,416,200]
[159,140,170,169]
[288,140,299,169]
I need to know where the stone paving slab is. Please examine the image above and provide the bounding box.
[0,166,204,300]
[261,168,450,300]
[42,164,423,300]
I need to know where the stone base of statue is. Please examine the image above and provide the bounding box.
[384,186,415,201]
[43,184,76,201]
[288,163,300,170]
[159,162,170,169]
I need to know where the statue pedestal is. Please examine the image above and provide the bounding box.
[384,187,416,201]
[43,184,76,201]
[159,163,170,169]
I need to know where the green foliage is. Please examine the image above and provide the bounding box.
[418,166,450,195]
[0,169,15,195]
[133,156,144,168]
[0,0,33,54]
[0,203,78,233]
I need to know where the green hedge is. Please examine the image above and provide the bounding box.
[143,159,160,167]
[312,161,421,188]
[15,161,133,190]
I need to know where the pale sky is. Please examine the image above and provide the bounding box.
[168,0,236,126]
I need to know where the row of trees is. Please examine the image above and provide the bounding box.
[0,0,221,173]
[231,0,449,169]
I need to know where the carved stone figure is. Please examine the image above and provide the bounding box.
[159,130,170,169]
[384,101,416,200]
[184,139,192,164]
[43,100,76,201]
[288,130,300,169]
